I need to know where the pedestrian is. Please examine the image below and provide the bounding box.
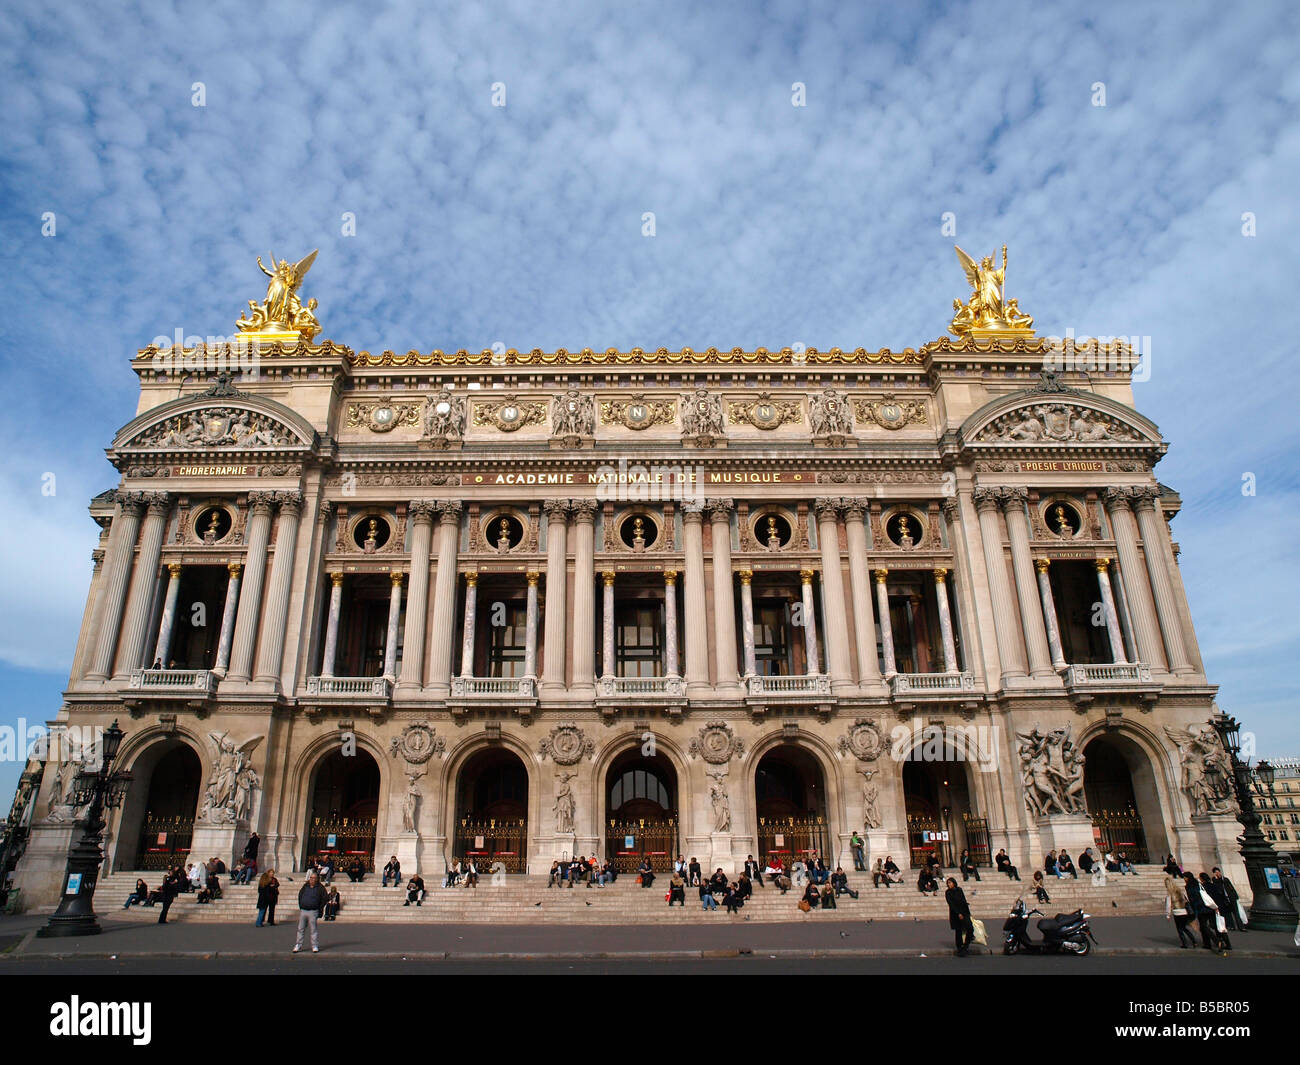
[1210,867,1245,932]
[945,877,974,956]
[850,831,866,872]
[1198,872,1232,952]
[1164,872,1197,949]
[1183,872,1221,952]
[256,869,279,927]
[293,870,326,953]
[157,866,180,924]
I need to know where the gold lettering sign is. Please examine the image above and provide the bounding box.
[1020,461,1106,472]
[462,469,810,485]
[173,465,253,476]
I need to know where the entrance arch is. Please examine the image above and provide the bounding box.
[902,755,983,868]
[1083,733,1165,863]
[754,744,830,867]
[604,747,679,872]
[452,748,529,873]
[304,748,380,872]
[117,739,203,870]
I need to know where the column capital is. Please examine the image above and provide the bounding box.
[274,490,304,518]
[435,500,463,523]
[998,486,1029,509]
[663,569,678,585]
[941,497,959,522]
[738,569,753,585]
[681,501,705,523]
[799,568,816,584]
[933,567,948,582]
[1103,486,1135,511]
[167,562,183,579]
[813,496,843,521]
[227,562,243,578]
[317,499,335,524]
[1130,485,1162,511]
[408,499,438,522]
[143,491,172,515]
[1094,557,1111,573]
[972,487,1002,513]
[329,571,345,587]
[704,497,734,521]
[248,490,277,514]
[112,489,147,513]
[841,498,868,522]
[571,500,598,523]
[526,570,540,586]
[542,498,572,519]
[1035,558,1050,574]
[390,569,405,586]
[602,570,616,586]
[874,568,889,584]
[464,570,478,587]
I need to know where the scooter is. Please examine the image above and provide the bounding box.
[1002,897,1097,955]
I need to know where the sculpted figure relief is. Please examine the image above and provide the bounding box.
[809,388,854,437]
[133,408,296,450]
[1165,724,1234,816]
[553,771,576,834]
[860,768,882,829]
[979,403,1141,444]
[680,388,724,443]
[202,732,264,823]
[237,250,321,340]
[552,390,595,438]
[707,769,732,833]
[422,390,466,440]
[1018,726,1086,817]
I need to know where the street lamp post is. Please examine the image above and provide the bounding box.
[36,720,132,938]
[1210,713,1298,933]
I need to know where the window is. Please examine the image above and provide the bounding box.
[615,603,663,677]
[609,769,670,811]
[754,600,793,675]
[488,603,527,677]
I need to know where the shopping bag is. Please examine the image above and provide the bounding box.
[798,899,812,912]
[1237,902,1249,928]
[971,918,988,946]
[1214,912,1226,933]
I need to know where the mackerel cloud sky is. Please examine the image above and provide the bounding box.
[0,0,1297,796]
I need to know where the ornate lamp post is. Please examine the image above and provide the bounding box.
[36,720,132,938]
[1210,713,1297,932]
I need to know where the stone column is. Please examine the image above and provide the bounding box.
[843,501,880,684]
[1133,488,1193,674]
[254,491,304,685]
[153,563,183,668]
[738,569,757,677]
[933,568,959,672]
[212,562,242,676]
[601,571,616,678]
[426,501,463,696]
[800,569,820,674]
[1034,559,1067,670]
[973,488,1027,682]
[1104,488,1166,670]
[399,501,437,689]
[524,571,540,678]
[663,570,679,676]
[571,502,597,691]
[321,571,344,677]
[1001,489,1055,680]
[87,492,145,681]
[814,498,853,691]
[384,570,403,679]
[707,498,739,688]
[682,504,710,693]
[459,571,478,677]
[540,500,570,694]
[874,570,896,675]
[227,492,276,683]
[115,492,171,675]
[1094,559,1127,663]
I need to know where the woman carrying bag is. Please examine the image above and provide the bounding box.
[1164,873,1197,948]
[945,877,975,956]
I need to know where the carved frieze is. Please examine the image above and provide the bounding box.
[346,399,421,433]
[728,392,801,430]
[977,402,1142,444]
[689,721,745,765]
[852,394,928,431]
[839,719,889,762]
[130,408,299,450]
[473,395,547,433]
[539,724,594,765]
[600,394,676,430]
[390,721,446,765]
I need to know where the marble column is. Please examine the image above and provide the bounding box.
[1034,559,1067,670]
[212,562,242,676]
[320,571,344,676]
[814,499,854,691]
[738,569,757,677]
[663,570,680,677]
[254,491,304,685]
[540,500,570,694]
[399,501,437,689]
[1094,559,1127,663]
[458,572,478,677]
[571,502,597,690]
[800,569,820,675]
[384,570,403,679]
[87,493,145,680]
[972,488,1027,682]
[874,569,896,675]
[601,571,616,678]
[682,504,710,692]
[1001,490,1055,679]
[227,492,276,683]
[707,498,739,688]
[153,563,183,668]
[524,571,540,678]
[933,568,959,672]
[115,493,171,675]
[1133,488,1193,674]
[843,501,881,684]
[1104,488,1166,669]
[426,501,463,695]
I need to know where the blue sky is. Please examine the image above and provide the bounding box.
[1,0,1297,802]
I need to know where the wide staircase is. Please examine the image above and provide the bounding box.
[106,865,1168,925]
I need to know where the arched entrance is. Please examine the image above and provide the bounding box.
[453,748,529,873]
[754,745,829,867]
[902,754,984,868]
[1083,734,1165,863]
[304,748,380,872]
[120,740,202,870]
[604,748,678,873]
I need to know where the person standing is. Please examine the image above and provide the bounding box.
[256,869,279,927]
[243,831,260,872]
[1184,872,1218,951]
[293,870,326,954]
[157,867,180,924]
[1164,873,1197,948]
[850,831,866,872]
[946,877,974,956]
[1210,867,1245,932]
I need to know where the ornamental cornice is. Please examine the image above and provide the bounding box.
[348,346,926,368]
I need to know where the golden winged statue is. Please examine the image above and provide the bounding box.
[949,244,1033,336]
[236,249,321,341]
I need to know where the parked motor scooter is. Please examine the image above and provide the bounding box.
[1002,897,1096,955]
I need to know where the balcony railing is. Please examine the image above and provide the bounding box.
[890,671,976,695]
[305,676,392,698]
[596,675,685,698]
[128,669,217,696]
[745,673,832,697]
[450,675,537,699]
[1064,662,1153,686]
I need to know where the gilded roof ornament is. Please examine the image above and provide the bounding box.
[949,244,1034,338]
[236,249,321,342]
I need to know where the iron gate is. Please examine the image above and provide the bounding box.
[962,814,992,866]
[454,818,528,873]
[136,815,194,870]
[607,817,678,873]
[1091,809,1149,864]
[305,816,377,872]
[757,816,830,869]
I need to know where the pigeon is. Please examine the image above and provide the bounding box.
[534,902,541,907]
[839,931,850,938]
[585,901,591,906]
